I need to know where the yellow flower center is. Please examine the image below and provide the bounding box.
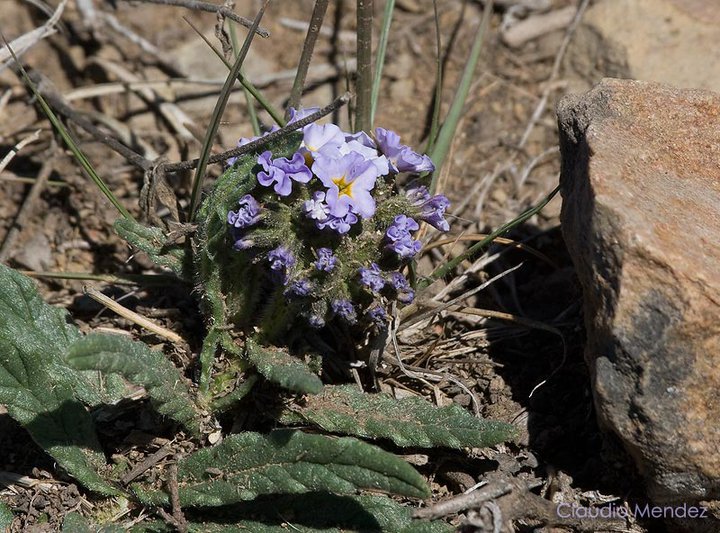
[333,175,353,197]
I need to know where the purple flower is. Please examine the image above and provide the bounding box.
[257,150,312,196]
[267,246,296,281]
[406,186,451,232]
[420,195,451,232]
[340,131,390,175]
[315,248,337,272]
[389,272,415,304]
[385,215,422,259]
[288,106,320,124]
[226,126,280,166]
[312,152,380,219]
[285,279,313,297]
[375,127,435,174]
[227,195,261,229]
[385,215,419,242]
[302,123,345,156]
[303,191,331,221]
[358,263,385,293]
[388,234,422,259]
[316,211,358,234]
[367,305,388,326]
[331,299,357,324]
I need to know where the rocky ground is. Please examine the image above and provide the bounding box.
[0,0,717,531]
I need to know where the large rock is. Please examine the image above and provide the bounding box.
[558,79,720,514]
[566,0,720,91]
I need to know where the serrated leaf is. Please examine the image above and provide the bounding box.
[280,385,517,449]
[67,334,202,436]
[245,338,322,395]
[133,430,429,507]
[114,218,189,277]
[0,264,117,495]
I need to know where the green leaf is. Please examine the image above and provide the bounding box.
[0,264,117,495]
[62,512,128,533]
[0,501,13,529]
[113,219,189,277]
[67,334,202,436]
[245,338,322,395]
[133,430,429,507]
[183,493,452,532]
[280,385,517,449]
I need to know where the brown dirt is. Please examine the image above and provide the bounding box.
[0,0,653,531]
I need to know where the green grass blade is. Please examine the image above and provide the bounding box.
[2,36,133,220]
[424,0,443,155]
[419,183,560,289]
[187,1,270,221]
[287,0,330,115]
[355,0,374,133]
[370,0,394,127]
[428,0,493,193]
[230,22,261,136]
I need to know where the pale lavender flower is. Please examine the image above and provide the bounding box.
[302,123,345,156]
[340,131,390,175]
[303,191,331,221]
[227,195,261,229]
[316,211,358,234]
[331,299,357,324]
[405,185,431,205]
[389,272,414,304]
[257,151,312,197]
[288,106,320,124]
[314,248,337,272]
[375,127,435,174]
[312,152,380,218]
[358,263,385,293]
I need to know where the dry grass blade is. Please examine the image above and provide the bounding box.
[84,287,184,344]
[0,130,41,174]
[0,0,67,73]
[424,233,558,268]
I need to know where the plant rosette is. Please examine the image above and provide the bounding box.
[199,108,450,354]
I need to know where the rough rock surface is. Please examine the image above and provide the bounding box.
[566,0,720,91]
[558,79,720,513]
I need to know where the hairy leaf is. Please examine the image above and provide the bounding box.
[280,385,517,449]
[62,512,127,533]
[67,334,202,436]
[0,501,12,529]
[0,264,117,495]
[245,338,322,395]
[114,218,189,277]
[133,430,429,507]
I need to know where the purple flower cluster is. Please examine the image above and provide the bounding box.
[385,215,422,259]
[225,110,449,331]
